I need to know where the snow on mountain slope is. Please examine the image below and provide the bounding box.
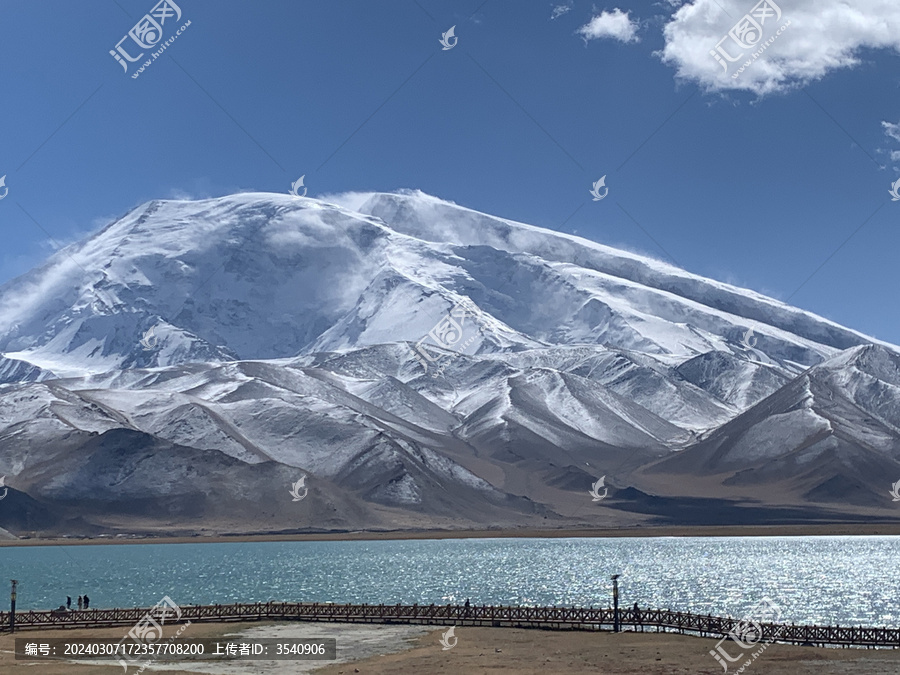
[0,356,54,384]
[642,345,900,508]
[0,195,395,374]
[501,346,736,430]
[338,191,881,355]
[675,351,790,411]
[0,190,899,532]
[0,190,878,379]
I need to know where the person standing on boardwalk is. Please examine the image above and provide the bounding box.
[77,596,83,610]
[66,596,71,610]
[83,594,90,609]
[464,598,470,617]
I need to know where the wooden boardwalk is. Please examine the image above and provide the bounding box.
[2,602,898,648]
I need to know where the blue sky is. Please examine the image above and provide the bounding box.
[1,0,899,341]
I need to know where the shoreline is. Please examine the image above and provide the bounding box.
[3,522,900,547]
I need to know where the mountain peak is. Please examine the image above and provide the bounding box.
[0,190,888,379]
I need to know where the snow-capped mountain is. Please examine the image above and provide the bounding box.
[644,345,900,506]
[0,190,897,535]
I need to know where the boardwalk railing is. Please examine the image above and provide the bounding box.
[2,602,898,648]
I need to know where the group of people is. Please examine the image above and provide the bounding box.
[51,594,91,616]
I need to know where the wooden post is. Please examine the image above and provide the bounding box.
[9,580,16,633]
[611,575,620,633]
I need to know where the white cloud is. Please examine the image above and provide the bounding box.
[882,121,900,164]
[577,9,640,43]
[660,0,900,95]
[167,188,201,201]
[551,4,572,20]
[883,120,900,144]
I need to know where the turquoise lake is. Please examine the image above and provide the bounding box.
[1,536,898,627]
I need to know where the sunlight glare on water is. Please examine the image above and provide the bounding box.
[2,536,898,626]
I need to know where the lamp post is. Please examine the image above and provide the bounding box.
[611,574,620,633]
[10,580,17,633]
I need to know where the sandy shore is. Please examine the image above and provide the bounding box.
[312,627,900,675]
[3,522,900,547]
[3,622,900,674]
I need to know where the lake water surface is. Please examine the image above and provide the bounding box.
[1,536,897,627]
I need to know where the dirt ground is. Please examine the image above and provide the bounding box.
[312,626,900,675]
[3,622,900,675]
